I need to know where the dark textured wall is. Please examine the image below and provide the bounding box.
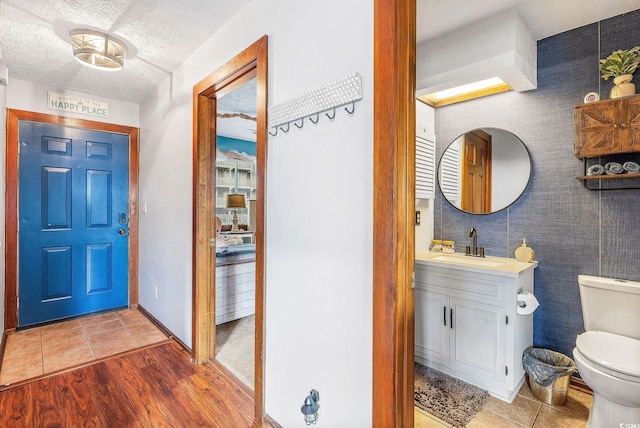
[433,10,640,359]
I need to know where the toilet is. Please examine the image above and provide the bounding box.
[573,275,640,428]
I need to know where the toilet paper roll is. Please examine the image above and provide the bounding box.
[517,291,539,315]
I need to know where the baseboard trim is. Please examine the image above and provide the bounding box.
[137,305,191,353]
[0,329,11,372]
[264,413,283,428]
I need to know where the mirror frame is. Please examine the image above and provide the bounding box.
[438,127,531,215]
[192,35,267,425]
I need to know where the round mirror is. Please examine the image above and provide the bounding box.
[438,128,531,214]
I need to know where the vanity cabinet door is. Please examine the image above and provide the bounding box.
[450,297,506,383]
[414,289,450,364]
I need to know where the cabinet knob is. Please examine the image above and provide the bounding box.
[621,123,628,128]
[613,123,620,128]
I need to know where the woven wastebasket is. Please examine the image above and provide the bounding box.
[522,347,577,406]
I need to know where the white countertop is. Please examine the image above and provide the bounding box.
[415,251,538,278]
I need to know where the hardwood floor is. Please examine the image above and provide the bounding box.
[0,341,268,427]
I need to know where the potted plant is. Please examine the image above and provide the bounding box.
[600,46,640,98]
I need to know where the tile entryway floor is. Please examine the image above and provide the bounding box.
[415,380,593,428]
[0,309,170,387]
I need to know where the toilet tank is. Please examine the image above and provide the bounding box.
[578,275,640,340]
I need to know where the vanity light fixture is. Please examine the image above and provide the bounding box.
[418,77,512,108]
[70,29,127,71]
[226,193,246,232]
[300,389,320,425]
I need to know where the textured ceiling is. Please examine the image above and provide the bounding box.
[0,0,250,104]
[0,0,638,107]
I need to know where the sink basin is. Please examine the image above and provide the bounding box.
[432,254,505,268]
[415,251,537,277]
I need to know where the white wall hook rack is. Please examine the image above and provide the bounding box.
[268,72,362,136]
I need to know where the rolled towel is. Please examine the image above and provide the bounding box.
[604,161,624,175]
[623,161,640,173]
[587,164,604,176]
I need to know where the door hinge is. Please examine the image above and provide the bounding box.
[505,366,508,375]
[18,141,21,154]
[411,271,415,289]
[505,315,509,325]
[210,238,216,247]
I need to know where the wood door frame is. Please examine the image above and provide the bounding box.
[373,0,416,427]
[191,35,267,427]
[4,109,140,330]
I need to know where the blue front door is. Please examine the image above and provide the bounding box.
[18,121,130,327]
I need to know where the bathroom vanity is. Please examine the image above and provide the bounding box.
[414,251,537,402]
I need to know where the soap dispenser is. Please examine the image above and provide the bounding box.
[514,238,535,262]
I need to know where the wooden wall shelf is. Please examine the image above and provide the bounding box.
[576,172,640,180]
[576,172,640,190]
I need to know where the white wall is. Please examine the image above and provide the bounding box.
[138,0,373,426]
[489,128,530,211]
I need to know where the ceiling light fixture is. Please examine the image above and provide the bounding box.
[70,29,126,71]
[418,77,512,107]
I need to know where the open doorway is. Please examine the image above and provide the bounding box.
[192,36,268,425]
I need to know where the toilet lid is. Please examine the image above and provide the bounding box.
[576,331,640,378]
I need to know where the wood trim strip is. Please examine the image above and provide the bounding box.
[373,1,416,427]
[128,128,140,307]
[0,329,10,372]
[5,111,20,330]
[252,35,268,428]
[4,109,140,330]
[191,93,216,363]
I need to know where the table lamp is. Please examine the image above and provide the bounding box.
[226,194,246,232]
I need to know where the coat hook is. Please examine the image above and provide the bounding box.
[309,113,319,124]
[325,109,336,120]
[345,102,355,115]
[280,123,290,133]
[269,127,278,136]
[294,118,304,129]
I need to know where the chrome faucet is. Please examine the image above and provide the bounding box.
[465,227,485,257]
[469,227,477,249]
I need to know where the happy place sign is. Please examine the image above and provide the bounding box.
[48,92,109,118]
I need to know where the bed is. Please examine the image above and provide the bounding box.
[215,243,256,325]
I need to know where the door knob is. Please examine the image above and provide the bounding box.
[118,228,128,236]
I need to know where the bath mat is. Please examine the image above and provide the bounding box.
[414,362,489,428]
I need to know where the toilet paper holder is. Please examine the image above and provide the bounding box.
[516,289,540,315]
[517,287,527,307]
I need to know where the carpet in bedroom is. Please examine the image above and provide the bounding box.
[216,315,254,388]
